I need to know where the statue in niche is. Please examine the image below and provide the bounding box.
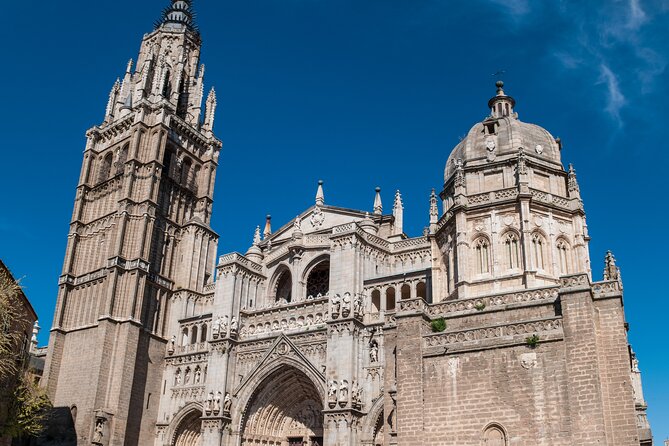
[223,392,232,414]
[351,381,361,409]
[184,368,191,385]
[388,393,397,432]
[194,367,201,384]
[212,317,221,338]
[339,380,349,405]
[220,315,229,335]
[353,294,363,317]
[341,293,352,317]
[92,417,105,444]
[213,391,221,415]
[331,294,341,317]
[328,380,338,401]
[369,340,379,363]
[230,317,238,333]
[205,391,214,415]
[175,368,182,386]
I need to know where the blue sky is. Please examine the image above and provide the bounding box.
[1,0,667,439]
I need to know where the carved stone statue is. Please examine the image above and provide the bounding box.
[328,380,338,401]
[369,340,379,363]
[339,380,349,405]
[205,391,214,415]
[184,368,191,385]
[341,292,352,317]
[223,392,232,414]
[351,381,360,408]
[230,317,238,333]
[353,294,363,317]
[331,294,341,317]
[175,368,182,385]
[212,317,221,338]
[213,391,222,415]
[220,315,229,336]
[92,418,105,444]
[194,367,201,384]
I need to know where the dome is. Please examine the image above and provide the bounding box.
[444,82,562,182]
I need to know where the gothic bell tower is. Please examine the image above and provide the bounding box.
[42,1,221,444]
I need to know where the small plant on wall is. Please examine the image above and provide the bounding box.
[431,317,446,333]
[474,301,486,311]
[525,334,540,348]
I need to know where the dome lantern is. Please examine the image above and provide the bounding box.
[488,81,516,119]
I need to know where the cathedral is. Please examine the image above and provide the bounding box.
[41,1,653,445]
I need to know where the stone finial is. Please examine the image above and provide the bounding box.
[516,148,528,176]
[246,226,263,262]
[392,190,403,235]
[126,59,134,74]
[359,212,378,235]
[203,87,217,131]
[603,250,620,281]
[292,215,303,240]
[120,91,133,113]
[263,215,272,239]
[29,321,40,353]
[568,163,581,196]
[105,79,121,121]
[253,226,261,245]
[373,187,383,215]
[454,159,465,189]
[429,189,439,225]
[315,180,325,206]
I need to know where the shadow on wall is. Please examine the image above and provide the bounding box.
[31,407,76,446]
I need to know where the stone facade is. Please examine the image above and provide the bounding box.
[42,1,652,445]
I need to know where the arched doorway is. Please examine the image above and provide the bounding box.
[241,366,323,446]
[172,410,202,446]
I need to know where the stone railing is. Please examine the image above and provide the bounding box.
[175,342,209,355]
[333,223,355,234]
[239,297,329,339]
[592,279,622,296]
[429,286,559,317]
[559,273,590,289]
[303,234,330,246]
[423,317,562,348]
[393,236,429,251]
[218,252,263,273]
[466,187,520,207]
[529,188,570,210]
[203,282,216,293]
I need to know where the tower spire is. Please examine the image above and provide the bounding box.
[263,215,272,239]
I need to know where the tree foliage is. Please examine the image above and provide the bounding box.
[0,266,22,381]
[2,375,52,438]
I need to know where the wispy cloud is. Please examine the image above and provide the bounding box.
[598,64,626,126]
[487,0,666,126]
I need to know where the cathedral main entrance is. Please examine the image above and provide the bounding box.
[172,410,202,446]
[241,366,323,446]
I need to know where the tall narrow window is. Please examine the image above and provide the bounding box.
[385,287,396,311]
[502,233,520,270]
[531,233,545,270]
[306,260,330,298]
[275,270,292,303]
[98,153,113,183]
[371,290,381,312]
[557,240,570,275]
[474,238,490,274]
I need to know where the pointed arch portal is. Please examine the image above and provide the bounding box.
[241,366,324,446]
[172,409,202,446]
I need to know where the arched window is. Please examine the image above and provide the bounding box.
[181,158,192,186]
[181,327,188,346]
[502,232,520,270]
[385,287,396,311]
[275,270,292,303]
[371,290,381,312]
[474,238,490,274]
[306,260,330,298]
[98,153,113,183]
[483,424,507,446]
[531,233,545,270]
[416,281,427,299]
[557,240,570,275]
[200,324,207,343]
[400,284,411,300]
[190,326,198,345]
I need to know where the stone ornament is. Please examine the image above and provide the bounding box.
[520,352,538,369]
[535,144,543,154]
[341,293,352,318]
[485,137,496,151]
[310,205,325,228]
[223,392,232,415]
[338,380,349,407]
[330,294,341,319]
[328,380,338,408]
[92,417,106,445]
[167,335,175,355]
[369,340,379,363]
[205,391,214,416]
[213,391,222,415]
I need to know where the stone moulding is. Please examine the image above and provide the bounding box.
[422,317,563,350]
[429,286,560,317]
[218,252,263,273]
[238,297,329,339]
